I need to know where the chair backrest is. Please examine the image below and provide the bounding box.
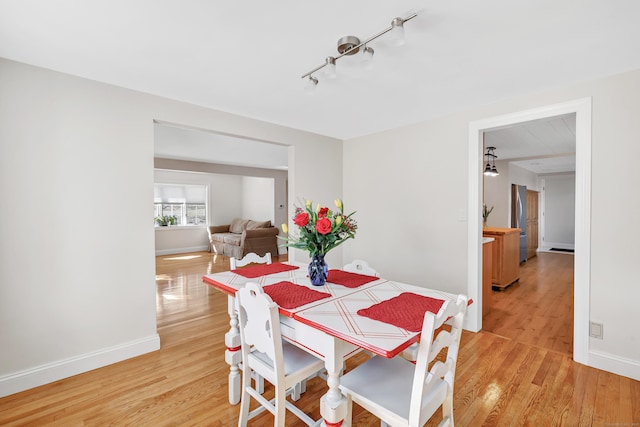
[343,259,379,277]
[409,294,467,426]
[230,252,272,269]
[236,282,285,380]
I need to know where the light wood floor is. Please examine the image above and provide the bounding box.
[0,251,638,426]
[483,252,575,356]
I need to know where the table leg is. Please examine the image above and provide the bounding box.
[224,295,241,405]
[320,339,348,427]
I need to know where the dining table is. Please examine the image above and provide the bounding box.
[202,261,461,427]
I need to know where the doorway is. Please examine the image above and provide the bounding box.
[466,98,592,365]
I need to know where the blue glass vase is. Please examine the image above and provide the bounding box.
[308,253,328,286]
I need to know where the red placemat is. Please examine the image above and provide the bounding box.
[356,292,445,332]
[263,281,331,309]
[327,270,378,288]
[231,262,299,278]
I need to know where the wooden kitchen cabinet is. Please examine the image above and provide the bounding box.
[483,227,520,290]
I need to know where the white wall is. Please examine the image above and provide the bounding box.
[482,159,510,227]
[242,176,275,223]
[154,226,209,255]
[510,163,540,191]
[210,174,243,225]
[483,161,540,228]
[541,174,576,249]
[0,58,342,397]
[344,68,640,380]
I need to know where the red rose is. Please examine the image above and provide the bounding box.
[316,217,332,235]
[293,212,309,227]
[318,207,329,218]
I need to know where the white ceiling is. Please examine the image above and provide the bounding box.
[485,114,576,174]
[2,0,640,142]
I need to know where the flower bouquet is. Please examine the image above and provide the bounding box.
[281,198,357,285]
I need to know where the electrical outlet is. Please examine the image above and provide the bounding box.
[589,322,603,339]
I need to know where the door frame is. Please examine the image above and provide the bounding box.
[466,97,591,365]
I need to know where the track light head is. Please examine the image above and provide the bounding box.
[361,46,374,70]
[324,56,337,79]
[304,75,318,94]
[391,17,406,46]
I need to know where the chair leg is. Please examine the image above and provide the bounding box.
[238,370,252,427]
[253,373,264,394]
[345,394,355,427]
[440,394,454,427]
[274,387,287,427]
[291,382,302,401]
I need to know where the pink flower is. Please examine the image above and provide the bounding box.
[316,217,332,235]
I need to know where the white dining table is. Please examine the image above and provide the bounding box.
[202,261,460,427]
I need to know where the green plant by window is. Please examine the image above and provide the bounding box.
[155,215,177,226]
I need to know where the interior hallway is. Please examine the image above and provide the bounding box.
[483,252,574,356]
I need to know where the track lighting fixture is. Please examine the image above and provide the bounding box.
[361,46,374,70]
[324,57,337,79]
[301,13,417,89]
[390,17,406,46]
[484,147,500,177]
[304,75,318,94]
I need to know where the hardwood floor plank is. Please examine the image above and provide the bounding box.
[0,251,637,426]
[484,252,574,357]
[492,345,541,427]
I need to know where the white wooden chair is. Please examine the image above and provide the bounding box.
[339,294,468,427]
[236,282,325,427]
[230,252,272,395]
[230,252,272,270]
[343,259,379,277]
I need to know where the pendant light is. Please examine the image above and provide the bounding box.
[484,147,499,177]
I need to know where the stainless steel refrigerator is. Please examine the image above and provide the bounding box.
[511,184,527,264]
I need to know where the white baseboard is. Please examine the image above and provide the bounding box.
[155,245,209,256]
[0,334,160,398]
[588,349,640,381]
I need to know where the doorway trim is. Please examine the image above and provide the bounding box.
[466,97,591,365]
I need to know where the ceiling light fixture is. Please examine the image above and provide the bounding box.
[301,13,417,88]
[484,146,500,176]
[304,75,318,94]
[324,56,337,79]
[361,46,374,70]
[390,17,406,46]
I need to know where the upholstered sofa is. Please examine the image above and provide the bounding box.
[207,218,279,258]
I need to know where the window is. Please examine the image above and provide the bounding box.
[186,203,206,225]
[154,183,207,226]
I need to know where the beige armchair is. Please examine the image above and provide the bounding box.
[207,218,279,258]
